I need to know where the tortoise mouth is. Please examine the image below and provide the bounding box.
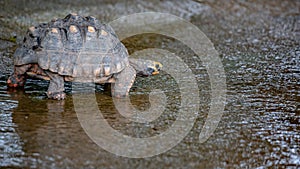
[145,66,160,76]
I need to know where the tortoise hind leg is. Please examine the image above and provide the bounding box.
[112,65,136,98]
[7,64,32,88]
[45,71,66,100]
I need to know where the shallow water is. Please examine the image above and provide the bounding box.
[0,0,299,168]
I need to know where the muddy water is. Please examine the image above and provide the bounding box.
[0,0,299,168]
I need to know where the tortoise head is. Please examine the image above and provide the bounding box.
[129,58,162,76]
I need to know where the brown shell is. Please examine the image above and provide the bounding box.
[14,13,129,78]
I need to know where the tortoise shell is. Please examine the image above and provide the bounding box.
[14,13,129,78]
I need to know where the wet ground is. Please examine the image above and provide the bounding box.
[0,0,299,168]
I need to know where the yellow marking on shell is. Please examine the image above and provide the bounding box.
[116,63,121,70]
[51,18,58,22]
[88,26,95,33]
[108,78,115,83]
[70,12,78,16]
[101,29,108,36]
[29,26,35,33]
[104,67,110,76]
[69,25,78,33]
[51,28,59,34]
[94,68,101,77]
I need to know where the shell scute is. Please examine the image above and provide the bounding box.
[15,14,129,78]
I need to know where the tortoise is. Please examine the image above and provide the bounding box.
[7,13,162,100]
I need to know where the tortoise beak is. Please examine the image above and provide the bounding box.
[152,71,159,75]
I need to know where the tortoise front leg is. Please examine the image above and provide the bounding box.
[45,71,66,100]
[111,65,136,98]
[7,64,32,88]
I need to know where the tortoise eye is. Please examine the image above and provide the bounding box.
[147,67,155,74]
[155,64,160,71]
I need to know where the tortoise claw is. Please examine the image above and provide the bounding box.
[7,74,26,88]
[47,91,66,100]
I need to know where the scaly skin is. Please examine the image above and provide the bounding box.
[7,64,32,88]
[45,71,66,100]
[111,65,136,98]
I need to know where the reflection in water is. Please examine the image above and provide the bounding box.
[0,75,188,168]
[0,89,24,166]
[0,0,299,168]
